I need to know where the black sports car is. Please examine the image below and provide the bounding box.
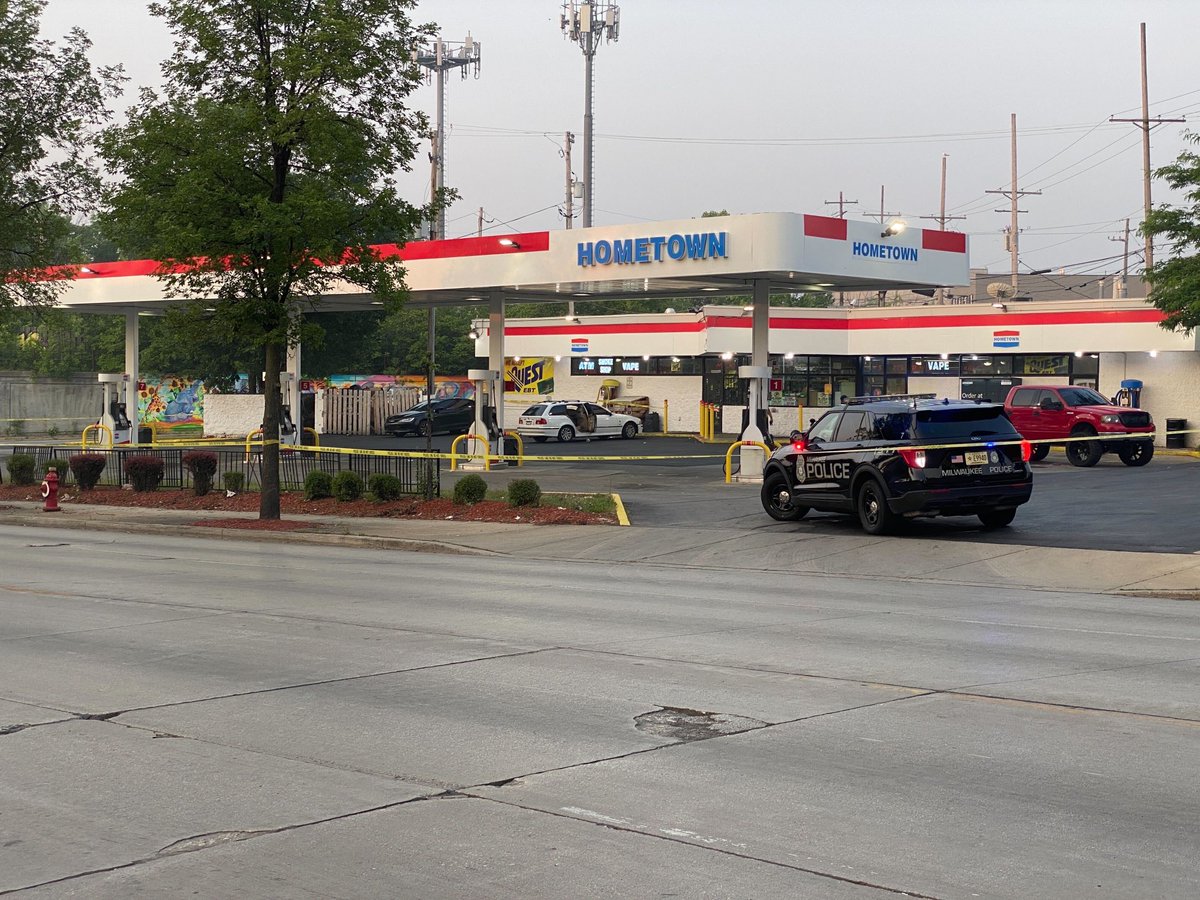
[384,398,475,437]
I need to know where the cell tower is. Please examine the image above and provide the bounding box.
[561,2,620,228]
[415,34,482,240]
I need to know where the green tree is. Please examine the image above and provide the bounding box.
[101,0,433,519]
[1144,130,1200,332]
[0,0,121,310]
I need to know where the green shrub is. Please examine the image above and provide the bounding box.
[181,450,218,496]
[507,478,542,507]
[332,469,364,501]
[223,471,245,493]
[124,454,164,492]
[43,458,70,485]
[69,453,107,490]
[47,424,60,438]
[416,460,438,500]
[6,453,35,485]
[6,420,24,437]
[368,473,403,502]
[453,473,487,505]
[304,470,333,500]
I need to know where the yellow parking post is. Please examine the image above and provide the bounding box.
[504,430,524,466]
[662,399,669,432]
[450,433,491,471]
[725,440,770,484]
[303,427,320,446]
[244,428,263,462]
[81,423,112,448]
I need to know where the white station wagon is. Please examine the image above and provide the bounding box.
[517,401,640,443]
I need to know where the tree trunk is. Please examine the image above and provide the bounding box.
[260,341,282,520]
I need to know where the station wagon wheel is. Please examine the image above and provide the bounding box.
[856,477,897,535]
[1118,440,1154,467]
[557,424,575,443]
[621,421,637,439]
[760,471,807,521]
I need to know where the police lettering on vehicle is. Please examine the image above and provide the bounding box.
[797,457,851,484]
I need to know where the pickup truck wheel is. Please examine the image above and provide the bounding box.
[1118,439,1154,467]
[1030,443,1050,462]
[978,508,1017,529]
[856,477,897,535]
[1066,431,1103,467]
[761,471,807,521]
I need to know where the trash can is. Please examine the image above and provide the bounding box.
[137,426,154,443]
[643,411,661,433]
[1166,418,1187,449]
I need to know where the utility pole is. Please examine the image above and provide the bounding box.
[823,191,858,218]
[562,2,620,228]
[986,113,1041,291]
[477,207,484,237]
[1109,218,1131,298]
[415,33,479,470]
[563,131,575,229]
[865,185,902,224]
[921,155,966,304]
[1110,22,1184,273]
[415,33,482,240]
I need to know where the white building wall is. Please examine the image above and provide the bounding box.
[1100,350,1200,447]
[204,395,263,438]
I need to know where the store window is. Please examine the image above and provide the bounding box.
[961,355,1012,376]
[1071,353,1100,377]
[910,355,960,376]
[862,356,884,375]
[1022,354,1071,376]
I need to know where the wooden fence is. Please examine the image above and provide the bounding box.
[319,386,420,435]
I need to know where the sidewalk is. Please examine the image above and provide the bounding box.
[3,499,1198,597]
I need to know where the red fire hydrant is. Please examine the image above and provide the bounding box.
[41,468,61,513]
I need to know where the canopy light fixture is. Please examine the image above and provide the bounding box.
[498,238,521,248]
[881,220,907,238]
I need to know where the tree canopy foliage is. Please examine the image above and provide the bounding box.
[100,0,434,517]
[1144,130,1200,333]
[0,0,121,309]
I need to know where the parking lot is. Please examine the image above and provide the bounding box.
[326,433,1200,555]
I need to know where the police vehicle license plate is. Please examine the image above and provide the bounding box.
[965,451,989,466]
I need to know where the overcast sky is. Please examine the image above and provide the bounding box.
[40,0,1200,279]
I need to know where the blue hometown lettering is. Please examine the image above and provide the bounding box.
[851,241,919,262]
[578,232,728,267]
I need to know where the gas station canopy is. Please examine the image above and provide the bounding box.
[49,212,968,311]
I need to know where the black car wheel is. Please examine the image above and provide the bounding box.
[417,420,432,437]
[978,507,1017,529]
[1030,443,1050,462]
[856,477,897,535]
[621,421,638,439]
[1065,430,1103,467]
[1118,439,1154,467]
[557,424,575,443]
[761,471,807,521]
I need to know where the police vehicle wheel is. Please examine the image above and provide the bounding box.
[1030,443,1050,462]
[621,421,638,439]
[761,471,807,521]
[978,507,1017,529]
[1066,431,1102,467]
[856,478,897,535]
[1118,440,1154,467]
[557,425,575,443]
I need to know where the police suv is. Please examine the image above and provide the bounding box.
[760,394,1034,534]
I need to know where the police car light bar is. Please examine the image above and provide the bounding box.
[845,393,938,406]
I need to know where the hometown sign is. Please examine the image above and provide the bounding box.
[577,231,728,268]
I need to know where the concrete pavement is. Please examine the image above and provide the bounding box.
[2,496,1198,595]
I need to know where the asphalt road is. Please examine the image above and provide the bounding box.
[330,433,1200,554]
[2,529,1198,897]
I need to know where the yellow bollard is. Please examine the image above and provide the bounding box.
[662,398,669,433]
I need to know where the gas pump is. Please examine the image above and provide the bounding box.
[1113,379,1143,408]
[98,373,132,445]
[273,372,299,446]
[466,368,500,469]
[735,365,772,482]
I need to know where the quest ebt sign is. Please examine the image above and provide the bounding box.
[577,231,729,268]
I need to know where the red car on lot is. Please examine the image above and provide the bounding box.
[1003,385,1155,467]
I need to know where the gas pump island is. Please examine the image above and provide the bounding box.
[97,373,133,444]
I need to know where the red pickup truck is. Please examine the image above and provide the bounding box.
[1003,385,1155,467]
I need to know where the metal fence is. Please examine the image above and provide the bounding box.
[0,444,440,495]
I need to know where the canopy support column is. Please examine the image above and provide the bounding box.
[736,278,771,480]
[125,312,140,445]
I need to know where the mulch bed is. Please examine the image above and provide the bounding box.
[0,484,616,526]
